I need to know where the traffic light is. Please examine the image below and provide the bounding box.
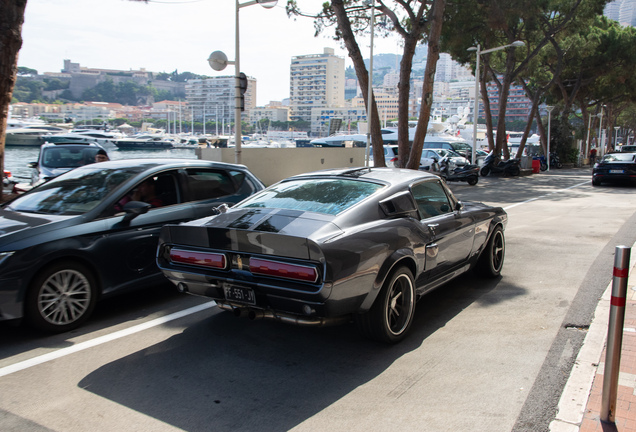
[239,72,248,112]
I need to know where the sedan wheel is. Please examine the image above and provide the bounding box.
[476,226,505,278]
[26,262,98,333]
[356,266,416,344]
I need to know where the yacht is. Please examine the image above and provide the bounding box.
[43,129,124,148]
[114,134,175,150]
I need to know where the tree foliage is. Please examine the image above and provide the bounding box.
[287,0,447,169]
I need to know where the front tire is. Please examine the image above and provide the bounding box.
[26,261,98,333]
[508,165,521,176]
[480,166,490,176]
[356,266,416,344]
[476,226,505,278]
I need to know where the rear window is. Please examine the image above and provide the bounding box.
[237,178,384,215]
[41,146,100,168]
[601,153,636,162]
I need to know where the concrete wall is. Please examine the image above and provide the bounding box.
[196,147,367,186]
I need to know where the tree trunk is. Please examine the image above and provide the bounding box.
[0,0,27,201]
[331,0,385,166]
[408,0,446,171]
[396,36,416,168]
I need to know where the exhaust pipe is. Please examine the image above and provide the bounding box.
[218,302,350,326]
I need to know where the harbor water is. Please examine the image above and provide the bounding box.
[4,147,199,181]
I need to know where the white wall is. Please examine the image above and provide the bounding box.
[196,147,367,186]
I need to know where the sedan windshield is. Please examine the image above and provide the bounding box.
[4,166,144,215]
[237,178,384,215]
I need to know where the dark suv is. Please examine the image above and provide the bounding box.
[29,142,105,186]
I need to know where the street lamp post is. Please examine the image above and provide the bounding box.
[208,0,277,164]
[598,106,605,158]
[467,40,525,165]
[365,0,375,167]
[546,106,554,171]
[615,126,620,150]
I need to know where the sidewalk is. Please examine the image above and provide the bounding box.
[551,256,636,432]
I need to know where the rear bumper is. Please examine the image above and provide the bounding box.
[160,267,365,319]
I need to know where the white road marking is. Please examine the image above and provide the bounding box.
[0,301,216,378]
[503,180,590,210]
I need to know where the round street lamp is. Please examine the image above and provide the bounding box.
[207,0,278,164]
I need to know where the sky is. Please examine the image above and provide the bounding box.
[19,0,402,105]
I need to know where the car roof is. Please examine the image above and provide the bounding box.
[41,142,103,148]
[87,158,250,171]
[285,167,439,185]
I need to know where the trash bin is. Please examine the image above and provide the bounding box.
[532,159,541,173]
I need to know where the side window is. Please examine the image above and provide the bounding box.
[111,171,178,214]
[184,169,237,201]
[411,181,453,219]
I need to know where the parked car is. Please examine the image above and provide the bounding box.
[369,145,398,167]
[618,145,636,153]
[28,141,107,186]
[157,167,508,343]
[422,140,474,158]
[592,152,636,186]
[0,159,265,332]
[419,148,469,169]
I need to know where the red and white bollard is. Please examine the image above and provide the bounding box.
[600,245,630,423]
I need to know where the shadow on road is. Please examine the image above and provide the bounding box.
[77,273,525,431]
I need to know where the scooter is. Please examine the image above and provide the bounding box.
[480,150,521,177]
[426,156,480,185]
[550,152,563,169]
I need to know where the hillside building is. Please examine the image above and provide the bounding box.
[185,76,257,127]
[289,48,345,122]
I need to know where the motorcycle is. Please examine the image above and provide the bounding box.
[425,156,480,185]
[533,155,548,171]
[550,152,563,169]
[533,153,563,170]
[480,151,521,177]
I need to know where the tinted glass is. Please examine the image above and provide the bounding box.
[5,166,142,215]
[411,181,453,219]
[41,146,101,168]
[237,179,384,215]
[184,169,237,201]
[601,153,636,162]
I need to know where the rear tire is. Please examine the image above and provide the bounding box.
[476,226,505,278]
[508,165,521,176]
[26,261,98,333]
[592,178,601,186]
[356,266,416,344]
[467,175,478,186]
[540,162,547,171]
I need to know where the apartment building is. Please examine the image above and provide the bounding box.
[290,48,345,122]
[185,76,257,126]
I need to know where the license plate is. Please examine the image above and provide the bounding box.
[610,170,624,174]
[223,283,255,305]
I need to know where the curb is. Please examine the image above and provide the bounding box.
[549,241,636,431]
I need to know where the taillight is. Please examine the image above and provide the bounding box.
[169,248,227,269]
[249,258,318,283]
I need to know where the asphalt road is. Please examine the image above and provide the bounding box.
[1,167,635,432]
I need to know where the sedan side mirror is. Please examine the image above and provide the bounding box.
[122,201,151,223]
[455,201,464,211]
